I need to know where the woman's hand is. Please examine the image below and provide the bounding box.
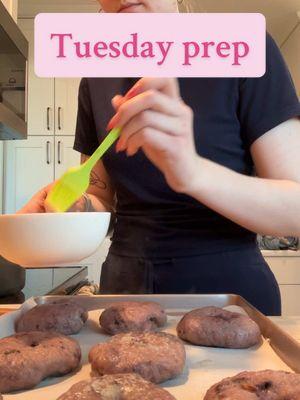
[17,183,88,214]
[108,78,200,193]
[17,183,53,213]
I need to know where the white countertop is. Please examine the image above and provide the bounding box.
[270,316,300,342]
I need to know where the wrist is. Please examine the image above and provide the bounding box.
[181,156,207,197]
[82,193,94,212]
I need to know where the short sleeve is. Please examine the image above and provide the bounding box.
[238,33,300,147]
[73,78,99,156]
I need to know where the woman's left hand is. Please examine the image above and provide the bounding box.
[107,78,200,193]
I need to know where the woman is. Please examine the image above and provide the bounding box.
[22,0,300,315]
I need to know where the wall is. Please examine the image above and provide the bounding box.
[1,0,18,21]
[0,142,3,214]
[179,0,300,95]
[18,0,98,16]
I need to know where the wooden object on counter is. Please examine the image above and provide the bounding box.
[0,306,20,316]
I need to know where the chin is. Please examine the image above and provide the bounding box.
[118,4,146,13]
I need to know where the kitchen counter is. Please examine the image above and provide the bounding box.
[270,316,300,342]
[262,250,300,257]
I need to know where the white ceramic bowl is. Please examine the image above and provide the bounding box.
[0,212,110,267]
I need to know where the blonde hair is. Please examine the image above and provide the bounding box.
[178,0,199,12]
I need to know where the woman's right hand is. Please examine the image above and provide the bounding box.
[17,183,54,214]
[17,183,88,214]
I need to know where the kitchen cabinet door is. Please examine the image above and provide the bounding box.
[18,19,55,135]
[279,285,300,316]
[4,136,54,213]
[54,136,80,179]
[55,79,81,136]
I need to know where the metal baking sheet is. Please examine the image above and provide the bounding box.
[1,294,300,400]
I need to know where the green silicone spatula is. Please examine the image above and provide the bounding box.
[46,127,121,212]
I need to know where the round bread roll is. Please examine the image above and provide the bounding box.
[15,301,88,335]
[0,331,81,393]
[57,373,176,400]
[89,332,186,383]
[177,306,261,348]
[204,370,300,399]
[100,301,167,335]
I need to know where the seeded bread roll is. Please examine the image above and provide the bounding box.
[100,301,167,335]
[177,306,261,348]
[57,373,176,400]
[0,331,81,393]
[89,332,186,384]
[204,370,300,399]
[16,301,88,335]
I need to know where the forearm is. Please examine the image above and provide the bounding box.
[186,156,300,236]
[80,155,116,214]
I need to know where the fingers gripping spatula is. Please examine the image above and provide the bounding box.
[46,128,121,212]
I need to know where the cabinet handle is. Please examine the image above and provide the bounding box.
[58,107,62,130]
[58,141,62,164]
[47,107,51,131]
[46,141,51,164]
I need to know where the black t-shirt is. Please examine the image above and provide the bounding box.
[74,34,300,258]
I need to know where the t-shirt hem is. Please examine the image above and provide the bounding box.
[108,238,258,259]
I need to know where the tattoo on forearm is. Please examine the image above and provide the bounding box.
[81,155,108,190]
[90,170,107,190]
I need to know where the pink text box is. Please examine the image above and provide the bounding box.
[35,13,266,78]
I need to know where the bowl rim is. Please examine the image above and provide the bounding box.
[0,212,111,219]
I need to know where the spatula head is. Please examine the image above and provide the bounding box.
[46,166,90,212]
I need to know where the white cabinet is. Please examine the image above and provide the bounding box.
[55,79,80,136]
[279,286,300,316]
[3,136,80,213]
[18,19,54,135]
[4,137,54,213]
[18,19,80,136]
[263,251,300,316]
[54,136,81,179]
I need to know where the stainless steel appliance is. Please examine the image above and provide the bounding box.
[0,256,25,298]
[0,265,88,304]
[0,2,28,140]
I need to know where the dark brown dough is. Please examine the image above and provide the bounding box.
[0,331,81,393]
[57,373,176,400]
[99,301,167,335]
[204,370,300,399]
[89,332,186,384]
[15,301,88,335]
[177,306,261,348]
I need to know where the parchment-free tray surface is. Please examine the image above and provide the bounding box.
[0,294,299,400]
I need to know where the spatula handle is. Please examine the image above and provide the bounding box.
[84,128,121,171]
